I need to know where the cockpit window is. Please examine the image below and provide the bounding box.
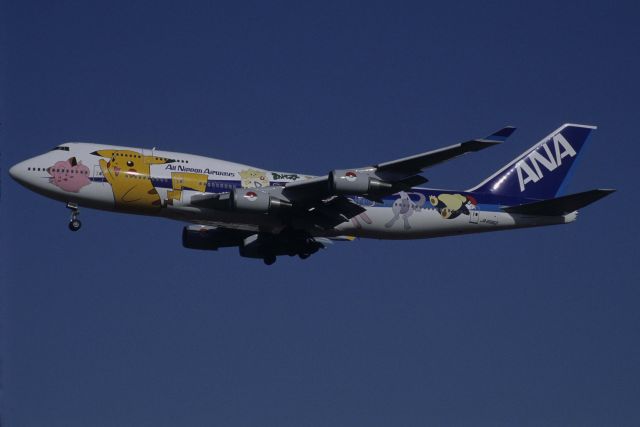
[51,146,70,151]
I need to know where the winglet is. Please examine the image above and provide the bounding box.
[480,126,516,143]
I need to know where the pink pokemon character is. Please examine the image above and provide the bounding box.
[48,158,90,192]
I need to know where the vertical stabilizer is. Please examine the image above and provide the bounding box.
[469,124,596,199]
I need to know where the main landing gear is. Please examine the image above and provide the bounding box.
[67,202,81,231]
[262,252,310,265]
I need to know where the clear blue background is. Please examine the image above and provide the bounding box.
[2,1,639,426]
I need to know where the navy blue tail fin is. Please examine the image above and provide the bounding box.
[468,124,596,199]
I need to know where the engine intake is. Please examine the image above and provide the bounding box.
[329,169,392,195]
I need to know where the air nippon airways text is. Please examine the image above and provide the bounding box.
[516,133,576,192]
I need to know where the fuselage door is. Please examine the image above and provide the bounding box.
[469,211,479,224]
[142,148,156,164]
[93,165,105,184]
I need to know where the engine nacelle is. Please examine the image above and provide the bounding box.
[182,225,248,250]
[329,169,393,195]
[230,188,292,213]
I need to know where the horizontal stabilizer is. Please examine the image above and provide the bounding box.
[502,189,615,216]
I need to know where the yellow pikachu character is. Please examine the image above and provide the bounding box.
[167,172,208,204]
[92,149,172,211]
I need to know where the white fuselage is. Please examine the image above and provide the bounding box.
[9,142,572,239]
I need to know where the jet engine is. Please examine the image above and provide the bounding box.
[329,169,392,195]
[230,188,291,213]
[190,188,292,214]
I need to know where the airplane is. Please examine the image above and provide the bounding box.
[9,123,614,265]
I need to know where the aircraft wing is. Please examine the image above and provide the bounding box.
[374,130,513,176]
[191,126,515,230]
[298,195,367,229]
[282,126,515,202]
[191,190,367,230]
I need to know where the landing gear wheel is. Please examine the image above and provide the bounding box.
[299,253,310,260]
[66,202,81,231]
[263,255,277,265]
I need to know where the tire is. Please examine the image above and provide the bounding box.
[263,255,276,265]
[68,219,82,231]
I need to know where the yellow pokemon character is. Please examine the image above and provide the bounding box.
[239,168,269,188]
[167,172,208,204]
[92,149,171,211]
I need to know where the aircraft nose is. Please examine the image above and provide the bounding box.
[9,160,27,183]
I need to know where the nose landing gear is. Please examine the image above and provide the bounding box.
[67,202,82,231]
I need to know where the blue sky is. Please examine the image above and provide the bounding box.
[2,1,639,426]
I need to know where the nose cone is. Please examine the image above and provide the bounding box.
[9,160,26,183]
